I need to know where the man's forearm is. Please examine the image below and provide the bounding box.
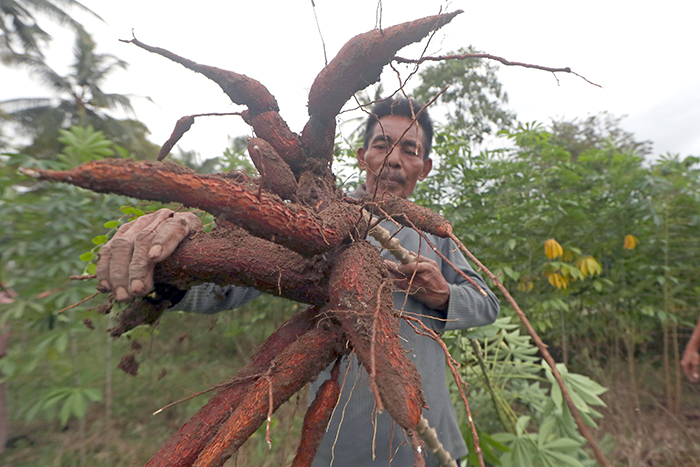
[170,284,263,315]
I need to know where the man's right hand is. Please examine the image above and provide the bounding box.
[96,209,202,302]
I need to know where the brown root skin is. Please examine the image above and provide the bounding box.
[302,10,462,160]
[192,322,347,467]
[21,11,545,467]
[365,194,453,237]
[158,115,194,161]
[109,297,170,337]
[145,306,323,467]
[122,38,279,116]
[154,220,331,308]
[123,38,306,173]
[329,241,426,431]
[247,137,298,200]
[296,171,340,213]
[27,159,365,256]
[244,110,305,174]
[291,358,342,467]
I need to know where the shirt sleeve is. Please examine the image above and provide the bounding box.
[432,237,500,333]
[169,283,263,315]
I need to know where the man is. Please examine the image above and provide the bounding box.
[96,97,500,466]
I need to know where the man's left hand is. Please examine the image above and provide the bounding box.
[385,257,450,310]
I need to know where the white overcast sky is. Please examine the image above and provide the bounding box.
[3,0,699,159]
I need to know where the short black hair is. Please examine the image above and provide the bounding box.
[363,97,434,159]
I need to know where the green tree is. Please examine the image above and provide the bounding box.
[1,30,158,159]
[412,46,515,143]
[641,154,700,413]
[423,116,700,455]
[549,112,652,162]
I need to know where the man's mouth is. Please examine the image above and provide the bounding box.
[379,171,406,185]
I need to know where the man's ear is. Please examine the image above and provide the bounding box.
[356,147,367,171]
[419,157,433,181]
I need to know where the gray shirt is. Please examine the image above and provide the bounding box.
[172,216,499,466]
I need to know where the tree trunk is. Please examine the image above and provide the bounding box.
[623,331,640,412]
[672,321,682,413]
[663,319,672,409]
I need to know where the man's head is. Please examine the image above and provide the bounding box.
[357,97,434,199]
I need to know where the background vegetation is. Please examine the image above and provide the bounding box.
[1,3,699,466]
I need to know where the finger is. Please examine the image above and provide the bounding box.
[688,365,700,383]
[148,212,201,262]
[95,241,113,292]
[96,218,141,290]
[97,217,153,297]
[108,236,137,301]
[108,210,174,300]
[394,262,419,276]
[128,211,201,296]
[414,256,437,266]
[383,259,402,273]
[127,210,183,296]
[682,362,692,379]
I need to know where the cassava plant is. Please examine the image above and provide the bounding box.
[21,11,610,467]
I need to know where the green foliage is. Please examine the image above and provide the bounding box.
[425,116,700,349]
[25,385,102,427]
[494,416,587,467]
[0,126,306,465]
[57,125,120,166]
[421,114,699,465]
[448,316,607,467]
[0,127,141,430]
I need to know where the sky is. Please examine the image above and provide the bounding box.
[3,0,699,160]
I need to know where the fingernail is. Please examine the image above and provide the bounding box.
[149,245,163,259]
[116,287,129,301]
[131,279,145,294]
[99,280,111,291]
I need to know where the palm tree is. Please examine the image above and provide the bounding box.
[1,30,158,159]
[0,0,99,59]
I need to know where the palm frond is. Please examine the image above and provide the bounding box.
[10,53,71,92]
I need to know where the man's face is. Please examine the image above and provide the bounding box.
[357,115,433,199]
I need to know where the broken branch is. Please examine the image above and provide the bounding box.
[395,52,601,88]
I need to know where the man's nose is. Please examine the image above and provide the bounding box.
[385,146,401,166]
